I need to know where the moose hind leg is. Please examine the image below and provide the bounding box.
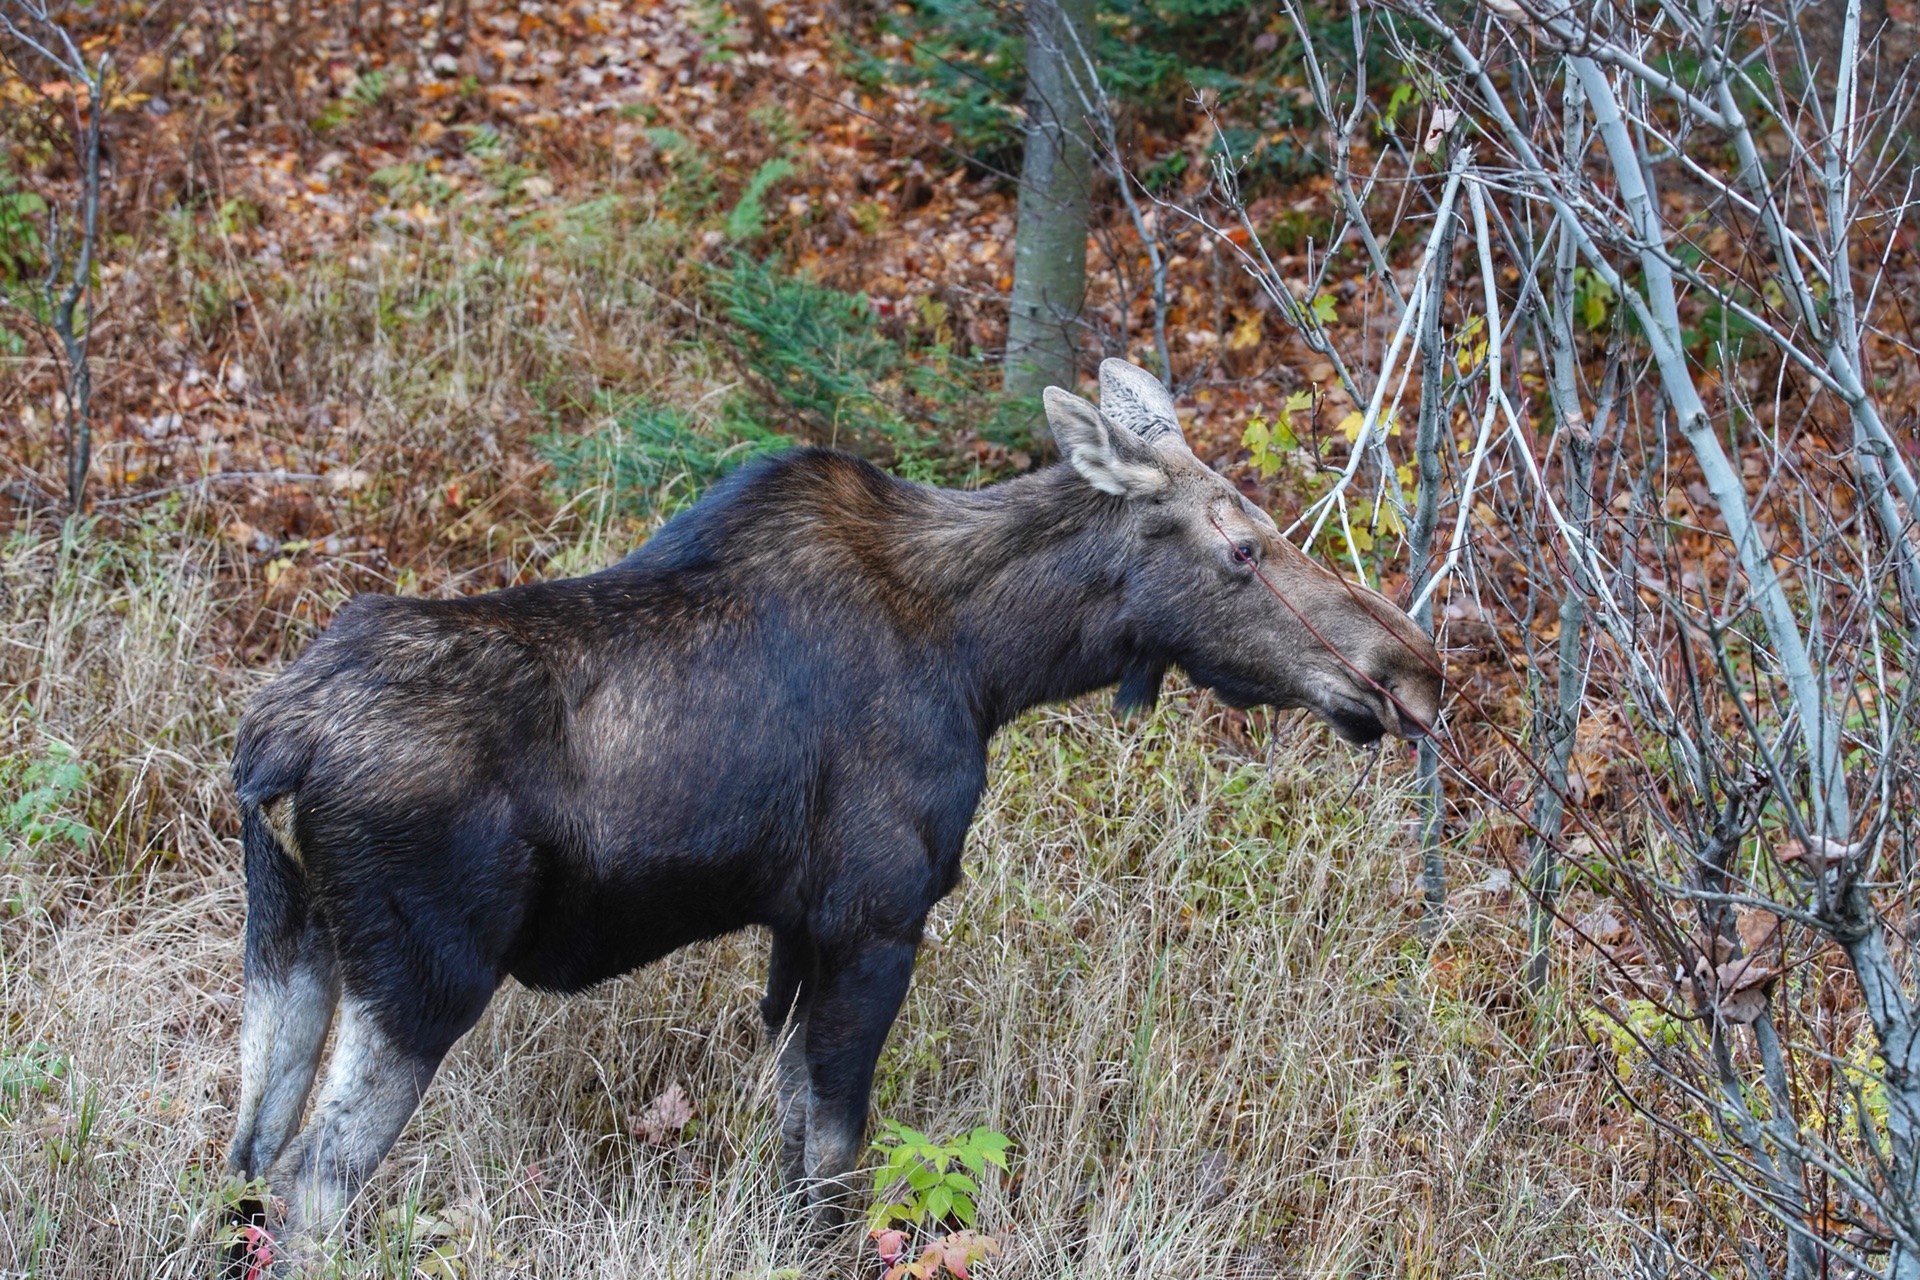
[761,930,814,1191]
[265,998,445,1239]
[228,920,340,1182]
[801,936,918,1228]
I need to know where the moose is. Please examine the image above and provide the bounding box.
[226,359,1442,1243]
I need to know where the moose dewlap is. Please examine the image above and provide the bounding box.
[226,360,1441,1240]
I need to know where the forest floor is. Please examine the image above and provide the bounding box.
[1,1,1643,1275]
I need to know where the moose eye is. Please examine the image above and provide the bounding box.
[1234,541,1258,565]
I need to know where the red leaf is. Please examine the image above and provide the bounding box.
[238,1224,275,1280]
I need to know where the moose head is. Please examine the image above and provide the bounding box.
[1044,359,1442,744]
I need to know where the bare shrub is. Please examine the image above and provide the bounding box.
[1146,0,1920,1272]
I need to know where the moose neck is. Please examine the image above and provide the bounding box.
[636,451,1151,737]
[895,465,1145,735]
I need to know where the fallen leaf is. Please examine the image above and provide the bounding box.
[629,1081,695,1145]
[1691,930,1735,968]
[1685,949,1777,1024]
[1468,867,1512,895]
[1423,107,1461,154]
[1779,836,1862,867]
[1716,984,1769,1025]
[324,467,373,493]
[1736,907,1781,955]
[1227,311,1263,351]
[1575,907,1626,944]
[1716,956,1775,993]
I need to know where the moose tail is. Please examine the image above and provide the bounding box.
[227,794,339,1186]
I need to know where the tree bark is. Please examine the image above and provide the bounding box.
[1004,0,1095,448]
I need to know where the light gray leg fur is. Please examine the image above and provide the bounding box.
[802,1103,865,1227]
[773,1009,812,1190]
[228,926,339,1181]
[266,998,440,1239]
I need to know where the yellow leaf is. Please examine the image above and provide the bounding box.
[1348,525,1375,552]
[1396,462,1414,486]
[1338,412,1366,444]
[1228,311,1263,351]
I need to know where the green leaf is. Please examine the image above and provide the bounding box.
[951,1191,977,1226]
[923,1186,953,1222]
[1278,391,1311,448]
[642,127,691,155]
[1310,293,1338,324]
[1383,80,1417,131]
[726,157,796,241]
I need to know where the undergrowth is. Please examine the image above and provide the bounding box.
[536,397,789,523]
[0,13,1629,1273]
[712,255,1019,481]
[0,508,1619,1274]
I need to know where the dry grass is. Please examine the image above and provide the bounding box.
[0,513,1623,1278]
[0,103,1633,1276]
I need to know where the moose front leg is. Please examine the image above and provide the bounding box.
[798,935,918,1228]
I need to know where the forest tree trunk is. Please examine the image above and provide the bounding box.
[1004,0,1095,449]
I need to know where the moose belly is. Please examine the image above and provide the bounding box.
[502,840,793,993]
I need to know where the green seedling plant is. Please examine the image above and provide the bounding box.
[0,1044,68,1121]
[3,740,90,852]
[868,1120,1010,1231]
[867,1121,1010,1279]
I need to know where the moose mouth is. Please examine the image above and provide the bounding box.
[1315,687,1430,746]
[1185,668,1430,744]
[1319,692,1390,745]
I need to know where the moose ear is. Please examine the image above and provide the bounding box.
[1043,387,1168,499]
[1098,359,1188,452]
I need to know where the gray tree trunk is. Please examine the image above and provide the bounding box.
[1004,0,1095,448]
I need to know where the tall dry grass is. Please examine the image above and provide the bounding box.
[0,510,1620,1277]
